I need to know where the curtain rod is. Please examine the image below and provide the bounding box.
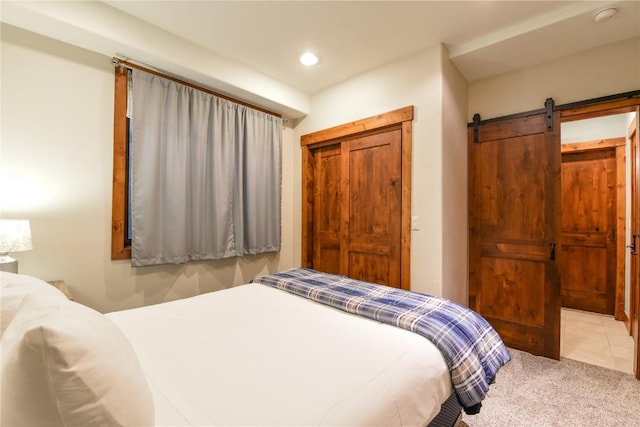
[112,57,282,119]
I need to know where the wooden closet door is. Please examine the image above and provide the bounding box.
[311,144,342,275]
[301,106,413,290]
[342,130,402,287]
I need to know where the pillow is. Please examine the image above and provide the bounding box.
[1,271,67,338]
[1,293,155,427]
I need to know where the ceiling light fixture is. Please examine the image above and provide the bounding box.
[593,7,618,23]
[300,52,319,66]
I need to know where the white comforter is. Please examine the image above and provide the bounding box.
[107,283,452,426]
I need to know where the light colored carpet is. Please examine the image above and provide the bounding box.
[461,348,640,426]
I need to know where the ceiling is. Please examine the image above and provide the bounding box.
[103,0,640,94]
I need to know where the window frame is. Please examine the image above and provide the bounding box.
[111,67,131,260]
[110,64,283,261]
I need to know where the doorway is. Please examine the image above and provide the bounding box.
[559,111,638,374]
[468,93,640,379]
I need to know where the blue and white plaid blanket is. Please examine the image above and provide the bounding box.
[253,268,510,414]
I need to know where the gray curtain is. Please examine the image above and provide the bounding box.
[130,69,282,267]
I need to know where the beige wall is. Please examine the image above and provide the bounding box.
[0,0,309,119]
[7,20,635,313]
[441,47,469,304]
[0,24,297,313]
[468,37,640,121]
[293,45,469,302]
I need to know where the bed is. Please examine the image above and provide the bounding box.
[1,268,510,426]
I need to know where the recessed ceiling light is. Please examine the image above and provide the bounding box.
[593,7,618,23]
[300,52,319,66]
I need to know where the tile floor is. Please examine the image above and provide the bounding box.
[561,307,634,374]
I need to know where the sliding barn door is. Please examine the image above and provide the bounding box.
[469,110,561,359]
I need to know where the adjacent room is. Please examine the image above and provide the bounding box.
[1,1,639,426]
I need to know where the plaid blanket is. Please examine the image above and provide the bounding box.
[253,268,510,414]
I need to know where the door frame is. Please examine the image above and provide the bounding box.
[300,106,414,290]
[560,96,640,379]
[469,92,640,378]
[628,114,640,378]
[560,137,626,319]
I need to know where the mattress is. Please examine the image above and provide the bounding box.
[107,283,453,426]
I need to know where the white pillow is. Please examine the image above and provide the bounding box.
[1,293,155,427]
[1,271,67,338]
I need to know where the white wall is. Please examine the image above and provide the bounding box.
[293,45,469,303]
[561,113,635,144]
[468,37,640,121]
[0,24,296,313]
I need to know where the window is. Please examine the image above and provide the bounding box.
[111,64,282,265]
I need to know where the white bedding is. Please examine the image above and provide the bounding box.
[107,283,452,426]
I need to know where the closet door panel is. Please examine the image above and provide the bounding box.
[312,145,342,275]
[343,130,402,287]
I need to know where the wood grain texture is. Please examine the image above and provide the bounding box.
[561,99,640,122]
[312,145,342,275]
[628,112,640,379]
[474,114,546,143]
[344,130,402,287]
[469,110,561,359]
[300,107,413,290]
[300,106,413,146]
[560,147,617,314]
[616,143,626,321]
[111,67,132,260]
[400,121,412,290]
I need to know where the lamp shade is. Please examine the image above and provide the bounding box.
[0,219,33,254]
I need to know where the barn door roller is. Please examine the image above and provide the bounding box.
[545,98,554,131]
[472,113,481,143]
